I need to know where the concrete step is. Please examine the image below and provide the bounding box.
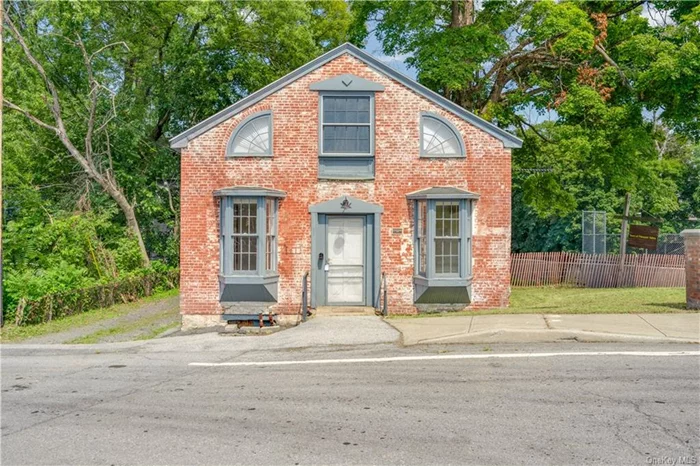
[314,306,378,316]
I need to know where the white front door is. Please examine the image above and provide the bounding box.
[326,216,365,304]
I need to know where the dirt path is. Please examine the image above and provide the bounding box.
[20,295,180,344]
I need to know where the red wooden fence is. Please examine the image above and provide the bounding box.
[511,252,685,288]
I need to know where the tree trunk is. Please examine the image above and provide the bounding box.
[108,186,151,267]
[451,0,474,28]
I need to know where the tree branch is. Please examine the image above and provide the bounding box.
[607,1,645,18]
[517,116,552,143]
[2,99,59,133]
[594,43,633,91]
[4,11,66,134]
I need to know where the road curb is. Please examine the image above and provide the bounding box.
[401,329,700,346]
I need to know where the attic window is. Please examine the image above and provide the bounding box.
[420,113,466,157]
[226,111,272,157]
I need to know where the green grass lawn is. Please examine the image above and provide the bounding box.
[391,287,690,318]
[1,288,179,343]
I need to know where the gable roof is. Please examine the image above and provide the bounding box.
[169,42,523,150]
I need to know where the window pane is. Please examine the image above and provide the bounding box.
[265,199,276,272]
[323,97,370,123]
[422,116,462,155]
[417,201,427,274]
[232,199,258,271]
[322,97,371,154]
[434,201,460,275]
[323,125,371,154]
[231,115,271,154]
[435,239,459,274]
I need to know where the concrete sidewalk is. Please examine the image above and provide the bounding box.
[387,313,700,345]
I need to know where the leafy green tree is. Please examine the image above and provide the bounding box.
[353,0,700,251]
[3,0,352,310]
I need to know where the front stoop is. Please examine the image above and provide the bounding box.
[315,306,378,316]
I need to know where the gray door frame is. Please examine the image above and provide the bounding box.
[309,196,382,308]
[324,215,367,306]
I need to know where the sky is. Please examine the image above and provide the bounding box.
[362,32,416,78]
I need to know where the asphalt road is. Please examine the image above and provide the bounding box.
[2,340,699,465]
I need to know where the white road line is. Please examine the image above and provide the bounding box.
[189,351,700,367]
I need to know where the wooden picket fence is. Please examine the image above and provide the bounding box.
[511,252,685,288]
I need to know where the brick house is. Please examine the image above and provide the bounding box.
[169,43,522,329]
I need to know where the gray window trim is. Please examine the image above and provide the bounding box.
[225,110,273,158]
[310,73,385,92]
[318,92,375,157]
[414,200,427,277]
[318,157,375,181]
[219,195,280,281]
[412,197,475,287]
[420,112,466,158]
[265,198,278,273]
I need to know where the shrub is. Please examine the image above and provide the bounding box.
[10,268,179,326]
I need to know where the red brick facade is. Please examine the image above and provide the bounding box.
[179,52,512,325]
[682,230,700,310]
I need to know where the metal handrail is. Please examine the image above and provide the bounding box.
[301,271,309,322]
[381,272,388,316]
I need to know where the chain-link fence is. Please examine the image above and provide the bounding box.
[582,211,607,254]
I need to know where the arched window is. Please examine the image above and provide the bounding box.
[226,111,272,157]
[420,113,466,157]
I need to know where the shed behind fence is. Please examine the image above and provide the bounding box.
[511,252,685,288]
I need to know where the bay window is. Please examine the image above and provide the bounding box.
[407,188,478,304]
[215,187,285,302]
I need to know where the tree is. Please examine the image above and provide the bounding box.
[353,0,700,251]
[2,0,353,311]
[3,6,151,265]
[351,0,596,125]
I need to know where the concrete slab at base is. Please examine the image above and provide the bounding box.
[181,314,223,331]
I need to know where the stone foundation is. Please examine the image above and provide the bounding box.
[181,314,224,331]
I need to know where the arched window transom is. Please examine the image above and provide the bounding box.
[226,111,272,157]
[420,113,466,157]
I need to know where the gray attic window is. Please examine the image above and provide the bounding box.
[318,92,375,180]
[321,95,373,155]
[226,111,273,157]
[420,112,466,157]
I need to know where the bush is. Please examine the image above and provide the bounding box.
[3,262,96,321]
[10,268,179,326]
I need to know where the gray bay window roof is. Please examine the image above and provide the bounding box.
[169,43,522,150]
[406,187,480,200]
[214,186,286,198]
